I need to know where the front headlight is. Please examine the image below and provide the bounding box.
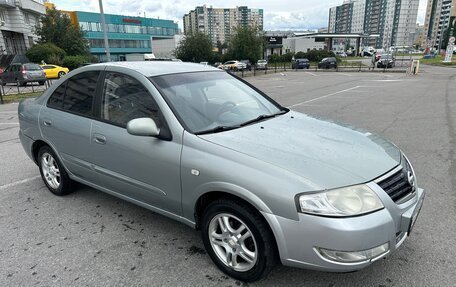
[297,184,384,217]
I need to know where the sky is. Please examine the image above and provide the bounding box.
[50,0,428,31]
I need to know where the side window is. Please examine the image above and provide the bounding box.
[47,81,67,109]
[101,72,161,127]
[62,71,100,116]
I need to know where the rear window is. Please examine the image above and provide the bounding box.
[24,64,41,71]
[47,71,100,117]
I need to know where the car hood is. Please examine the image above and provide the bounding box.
[199,111,400,190]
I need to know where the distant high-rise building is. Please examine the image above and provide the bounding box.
[183,5,263,45]
[328,0,419,49]
[423,0,456,50]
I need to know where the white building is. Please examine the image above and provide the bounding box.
[152,35,185,58]
[0,0,45,55]
[283,36,325,53]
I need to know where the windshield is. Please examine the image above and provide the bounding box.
[151,72,285,134]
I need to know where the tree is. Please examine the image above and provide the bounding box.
[36,8,89,56]
[226,27,265,63]
[174,32,213,62]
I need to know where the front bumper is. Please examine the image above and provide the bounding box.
[263,187,425,272]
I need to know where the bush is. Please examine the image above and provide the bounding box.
[294,51,306,59]
[268,54,282,63]
[26,43,66,64]
[62,55,88,70]
[293,50,336,62]
[281,52,295,62]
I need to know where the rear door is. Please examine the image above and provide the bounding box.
[90,71,182,215]
[40,70,102,183]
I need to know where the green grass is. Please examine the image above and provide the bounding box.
[419,55,456,66]
[1,92,42,104]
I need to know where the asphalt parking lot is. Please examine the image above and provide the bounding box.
[1,66,455,286]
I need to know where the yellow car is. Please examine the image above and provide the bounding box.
[40,64,69,79]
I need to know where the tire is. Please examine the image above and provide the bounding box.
[201,198,277,282]
[38,81,45,85]
[38,146,73,196]
[57,71,66,78]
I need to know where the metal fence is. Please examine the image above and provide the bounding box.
[0,80,54,104]
[227,60,410,78]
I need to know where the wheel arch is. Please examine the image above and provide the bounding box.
[194,190,281,266]
[31,139,50,164]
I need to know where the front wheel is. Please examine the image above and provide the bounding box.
[38,146,73,196]
[58,71,66,78]
[201,198,277,282]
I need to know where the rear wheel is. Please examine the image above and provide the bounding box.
[38,146,73,196]
[201,198,277,282]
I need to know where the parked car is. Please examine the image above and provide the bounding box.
[218,60,246,71]
[40,64,70,79]
[18,62,425,282]
[318,57,338,69]
[256,59,268,70]
[377,54,395,68]
[240,60,252,71]
[336,51,347,57]
[291,58,310,69]
[0,63,46,86]
[213,62,222,67]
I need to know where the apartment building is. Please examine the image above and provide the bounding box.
[423,0,456,50]
[183,5,263,45]
[329,0,419,49]
[0,0,45,55]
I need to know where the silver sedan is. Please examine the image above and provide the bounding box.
[18,62,425,282]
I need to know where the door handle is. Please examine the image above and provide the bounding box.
[43,120,52,126]
[93,134,107,145]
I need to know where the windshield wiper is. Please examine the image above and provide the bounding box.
[195,125,240,135]
[240,109,289,127]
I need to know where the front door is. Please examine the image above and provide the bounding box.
[90,72,182,215]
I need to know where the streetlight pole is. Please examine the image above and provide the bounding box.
[98,0,111,62]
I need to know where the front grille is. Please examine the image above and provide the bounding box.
[377,168,414,203]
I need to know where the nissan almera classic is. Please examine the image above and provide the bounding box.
[18,62,425,282]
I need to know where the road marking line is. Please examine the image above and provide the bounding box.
[0,176,41,190]
[0,111,17,114]
[0,123,19,125]
[305,72,318,77]
[288,86,361,108]
[367,79,403,82]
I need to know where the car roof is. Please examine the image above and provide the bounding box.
[79,61,220,77]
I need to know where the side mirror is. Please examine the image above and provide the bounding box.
[126,118,160,137]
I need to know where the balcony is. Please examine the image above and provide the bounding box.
[0,0,15,8]
[19,0,45,14]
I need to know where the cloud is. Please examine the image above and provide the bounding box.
[51,0,427,30]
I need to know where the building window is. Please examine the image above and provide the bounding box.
[0,10,6,23]
[24,12,30,25]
